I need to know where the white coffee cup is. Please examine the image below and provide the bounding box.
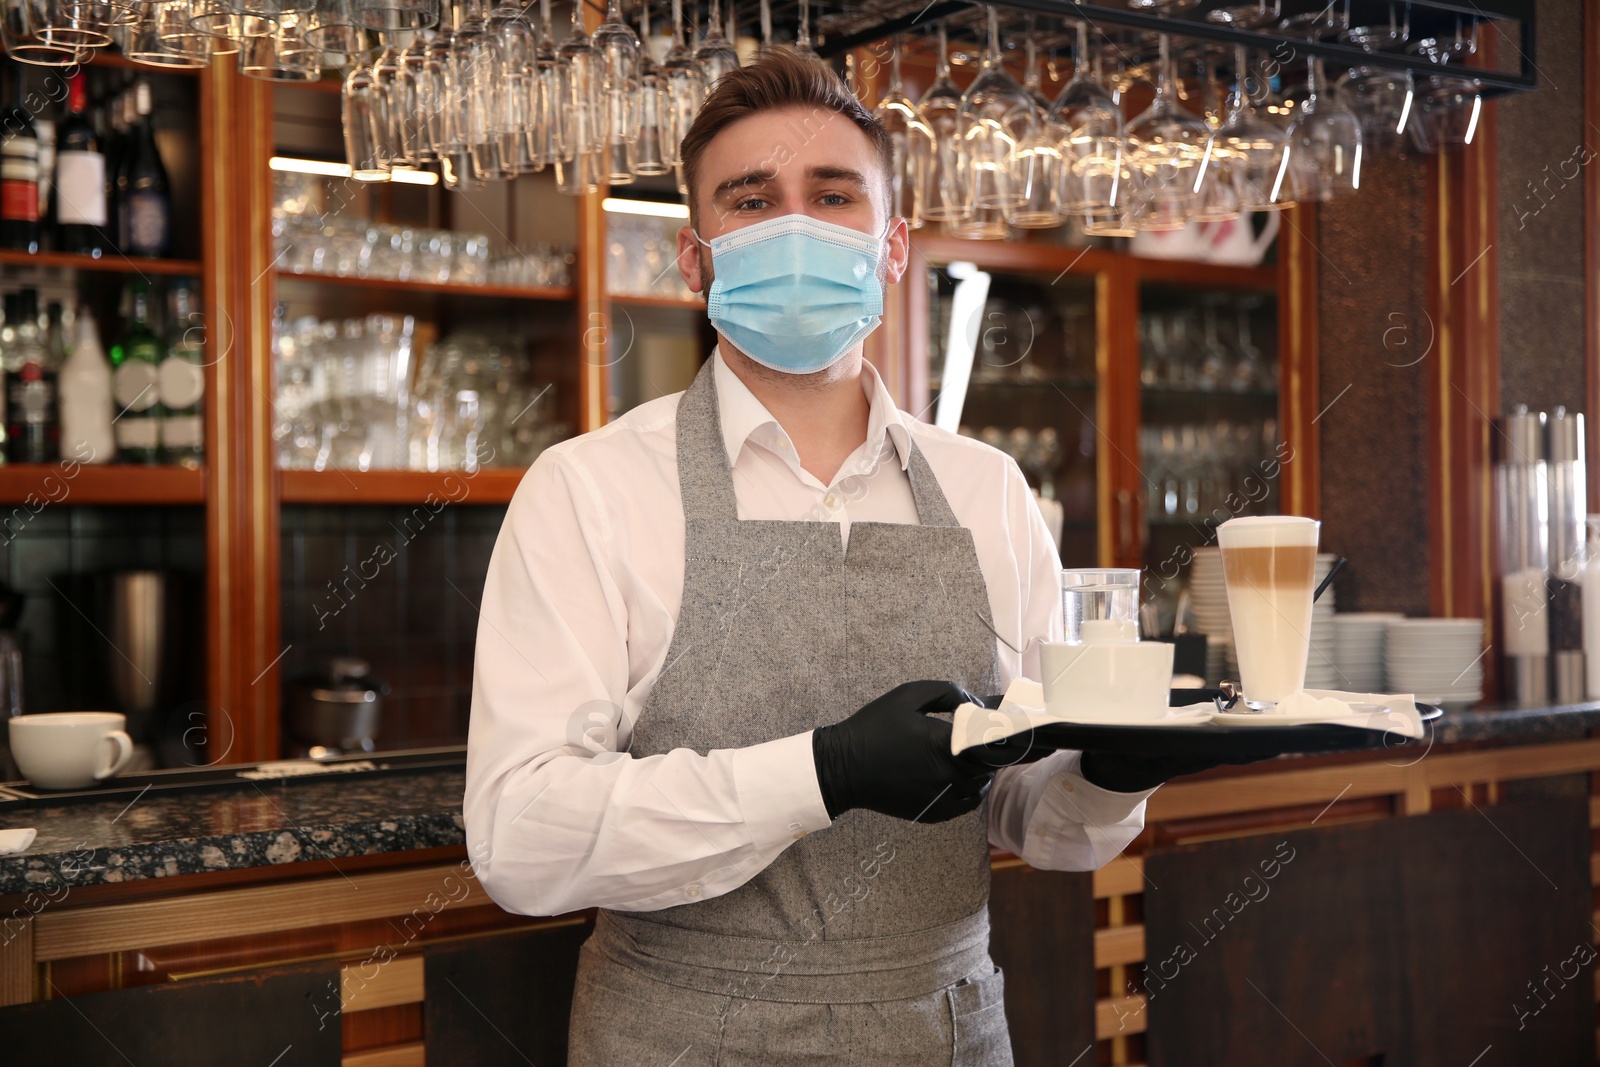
[9,712,135,790]
[1040,637,1175,722]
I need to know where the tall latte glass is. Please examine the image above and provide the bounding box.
[1216,515,1321,710]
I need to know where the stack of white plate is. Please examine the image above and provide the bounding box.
[1188,548,1235,681]
[1304,554,1341,689]
[1332,612,1403,692]
[1384,618,1485,707]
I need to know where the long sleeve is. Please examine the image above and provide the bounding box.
[983,457,1154,870]
[463,449,832,918]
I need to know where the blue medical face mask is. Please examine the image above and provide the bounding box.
[698,214,887,375]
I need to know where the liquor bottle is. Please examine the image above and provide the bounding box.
[58,307,114,463]
[5,288,57,463]
[120,81,169,258]
[104,81,130,254]
[54,71,106,257]
[108,281,162,462]
[35,113,54,237]
[0,65,41,253]
[158,280,202,467]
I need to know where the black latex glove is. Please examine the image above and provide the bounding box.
[813,681,1048,824]
[1077,747,1264,794]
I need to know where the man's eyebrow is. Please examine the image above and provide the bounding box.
[808,166,868,187]
[713,170,777,198]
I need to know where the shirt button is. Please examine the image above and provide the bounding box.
[685,884,702,899]
[823,492,840,509]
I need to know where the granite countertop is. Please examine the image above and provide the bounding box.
[0,765,466,898]
[2,697,1597,898]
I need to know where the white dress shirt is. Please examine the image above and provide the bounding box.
[465,349,1153,918]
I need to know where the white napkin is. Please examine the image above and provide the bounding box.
[951,678,1212,755]
[1254,689,1427,739]
[0,827,37,854]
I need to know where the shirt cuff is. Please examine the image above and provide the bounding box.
[729,730,834,850]
[1046,750,1158,820]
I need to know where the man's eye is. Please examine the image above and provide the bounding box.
[735,197,770,211]
[819,194,849,206]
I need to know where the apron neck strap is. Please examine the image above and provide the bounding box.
[675,357,961,528]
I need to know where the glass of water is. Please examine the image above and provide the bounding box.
[1060,568,1141,644]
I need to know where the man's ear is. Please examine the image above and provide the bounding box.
[884,215,910,285]
[677,226,704,293]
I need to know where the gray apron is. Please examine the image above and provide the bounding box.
[568,360,1012,1066]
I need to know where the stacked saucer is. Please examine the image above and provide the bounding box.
[1332,612,1403,692]
[1304,554,1341,689]
[1384,618,1485,707]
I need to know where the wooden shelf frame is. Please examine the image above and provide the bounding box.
[274,269,574,302]
[279,468,526,505]
[0,465,203,505]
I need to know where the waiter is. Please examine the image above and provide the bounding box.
[466,47,1207,1065]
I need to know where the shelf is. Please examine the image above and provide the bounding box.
[274,270,574,301]
[932,377,1097,391]
[0,463,203,505]
[0,248,203,276]
[610,293,704,310]
[1142,386,1279,400]
[279,468,527,505]
[1133,257,1278,292]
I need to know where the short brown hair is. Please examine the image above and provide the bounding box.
[678,47,894,229]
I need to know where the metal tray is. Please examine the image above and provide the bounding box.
[0,746,467,807]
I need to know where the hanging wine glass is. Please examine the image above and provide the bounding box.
[695,0,739,89]
[1052,21,1125,223]
[1124,33,1211,230]
[757,0,771,54]
[1005,19,1066,229]
[354,0,433,32]
[344,54,389,181]
[487,3,537,175]
[556,0,601,160]
[238,14,322,80]
[594,0,641,184]
[397,28,435,164]
[1210,45,1293,211]
[791,0,817,61]
[957,6,1030,219]
[528,0,561,170]
[131,0,212,66]
[1206,0,1278,28]
[872,34,920,227]
[661,0,704,167]
[302,0,364,56]
[909,24,968,225]
[367,38,403,169]
[451,0,501,181]
[1285,58,1362,199]
[424,19,462,163]
[633,0,671,176]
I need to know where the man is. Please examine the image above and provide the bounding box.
[466,48,1194,1064]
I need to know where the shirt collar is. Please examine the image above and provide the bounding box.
[710,347,913,472]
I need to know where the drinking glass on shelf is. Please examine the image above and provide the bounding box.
[342,57,388,181]
[1209,45,1293,211]
[1053,22,1126,225]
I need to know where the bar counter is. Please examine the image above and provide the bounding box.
[0,700,1596,1065]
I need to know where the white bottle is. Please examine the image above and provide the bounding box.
[58,309,115,464]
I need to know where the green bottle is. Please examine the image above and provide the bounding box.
[108,280,164,463]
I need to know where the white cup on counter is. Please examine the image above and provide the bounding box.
[9,712,135,790]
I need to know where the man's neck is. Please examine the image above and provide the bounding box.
[719,342,872,486]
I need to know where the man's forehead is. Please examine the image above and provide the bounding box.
[699,107,878,187]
